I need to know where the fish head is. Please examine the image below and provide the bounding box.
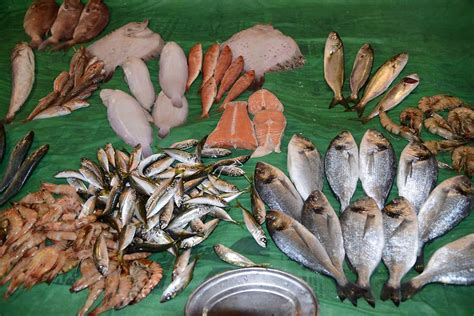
[266,210,291,231]
[402,73,420,85]
[358,43,374,58]
[254,162,278,184]
[326,32,343,55]
[382,197,415,219]
[331,131,357,152]
[303,190,330,214]
[348,197,379,214]
[290,134,315,153]
[404,142,433,162]
[364,129,392,153]
[390,52,409,70]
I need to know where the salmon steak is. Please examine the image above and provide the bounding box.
[248,89,284,115]
[251,110,287,158]
[206,101,257,150]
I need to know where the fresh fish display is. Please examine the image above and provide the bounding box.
[6,43,35,123]
[215,56,244,103]
[325,131,359,212]
[122,57,155,111]
[201,44,220,87]
[452,145,474,177]
[240,204,267,248]
[359,129,396,209]
[324,31,348,108]
[349,43,374,103]
[401,234,474,301]
[23,0,59,48]
[221,70,256,105]
[251,182,266,225]
[415,175,473,272]
[160,257,198,303]
[214,45,233,85]
[186,43,202,91]
[397,141,438,212]
[254,162,303,221]
[153,91,188,138]
[214,244,268,268]
[248,89,284,115]
[0,132,34,192]
[87,20,165,77]
[352,52,409,117]
[159,42,188,108]
[340,197,384,307]
[287,134,324,200]
[381,197,418,306]
[447,106,474,140]
[200,77,217,118]
[251,110,286,158]
[100,89,153,156]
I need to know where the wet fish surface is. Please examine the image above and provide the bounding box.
[349,43,373,102]
[324,32,348,108]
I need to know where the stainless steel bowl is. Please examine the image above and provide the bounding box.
[185,268,319,316]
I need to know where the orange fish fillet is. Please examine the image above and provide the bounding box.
[201,77,217,118]
[186,43,202,91]
[214,45,233,85]
[248,89,284,115]
[251,110,287,158]
[215,56,244,102]
[219,70,255,109]
[201,44,219,88]
[206,101,257,150]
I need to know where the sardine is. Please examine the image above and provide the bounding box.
[397,141,438,212]
[324,32,348,108]
[160,257,197,302]
[254,162,303,221]
[349,43,374,103]
[401,234,474,301]
[214,244,268,268]
[287,134,324,200]
[415,175,473,272]
[324,131,359,212]
[251,182,266,225]
[119,188,137,226]
[179,219,219,248]
[381,197,418,306]
[340,197,384,307]
[241,204,267,248]
[201,147,232,158]
[352,52,409,117]
[167,205,213,230]
[359,129,396,209]
[23,0,59,48]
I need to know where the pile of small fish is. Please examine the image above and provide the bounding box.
[0,129,49,206]
[27,47,106,120]
[24,0,109,50]
[254,130,473,307]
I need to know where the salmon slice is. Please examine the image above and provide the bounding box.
[201,77,217,118]
[251,110,287,158]
[214,45,233,85]
[219,70,256,110]
[215,56,244,102]
[201,44,220,89]
[248,89,284,115]
[186,43,202,91]
[206,101,257,150]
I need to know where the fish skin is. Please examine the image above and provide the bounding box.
[221,70,256,107]
[6,43,35,123]
[359,129,396,209]
[401,233,474,301]
[23,0,59,48]
[397,141,438,212]
[287,134,324,200]
[215,56,244,102]
[200,77,217,118]
[362,73,420,123]
[301,190,345,273]
[340,197,384,307]
[324,131,359,212]
[415,175,473,273]
[381,197,418,306]
[254,162,303,221]
[214,244,267,268]
[349,43,374,102]
[186,43,202,91]
[324,32,348,109]
[159,42,188,108]
[214,45,233,85]
[352,52,409,117]
[201,44,220,88]
[122,57,155,111]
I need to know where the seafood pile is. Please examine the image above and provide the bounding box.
[255,130,473,307]
[27,47,106,120]
[24,0,109,50]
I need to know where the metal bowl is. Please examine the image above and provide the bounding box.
[185,268,319,316]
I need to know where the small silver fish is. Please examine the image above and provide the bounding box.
[160,257,198,303]
[241,205,267,248]
[93,232,109,276]
[214,244,269,268]
[324,32,348,109]
[349,43,374,103]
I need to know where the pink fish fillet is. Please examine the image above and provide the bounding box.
[251,110,287,158]
[201,43,219,88]
[248,89,284,115]
[186,43,202,91]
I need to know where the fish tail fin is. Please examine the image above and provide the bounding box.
[355,105,366,117]
[38,37,57,51]
[348,95,358,104]
[171,95,183,108]
[355,285,376,308]
[200,112,209,119]
[414,251,425,273]
[400,281,421,301]
[158,127,170,139]
[335,282,358,306]
[380,282,401,306]
[329,96,349,109]
[29,37,42,49]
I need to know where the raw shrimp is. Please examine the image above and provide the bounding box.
[423,139,466,155]
[42,183,82,200]
[77,278,105,316]
[447,106,474,140]
[20,189,55,204]
[424,113,459,139]
[452,145,473,177]
[399,107,423,135]
[418,95,467,113]
[379,110,419,142]
[134,259,163,303]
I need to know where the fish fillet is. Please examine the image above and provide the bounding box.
[206,101,257,150]
[251,110,286,158]
[248,89,284,115]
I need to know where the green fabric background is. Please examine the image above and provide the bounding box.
[0,0,473,315]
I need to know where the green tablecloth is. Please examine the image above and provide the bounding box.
[0,0,473,315]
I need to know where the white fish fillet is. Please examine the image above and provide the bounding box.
[6,42,35,123]
[100,89,153,156]
[159,42,188,108]
[122,57,155,111]
[87,20,165,78]
[152,91,188,138]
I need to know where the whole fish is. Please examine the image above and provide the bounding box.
[324,32,348,108]
[267,210,357,305]
[200,77,216,118]
[401,234,474,301]
[251,182,266,225]
[170,139,199,150]
[221,70,255,105]
[93,232,109,275]
[160,257,198,303]
[39,0,84,50]
[349,43,374,103]
[415,175,473,272]
[119,188,137,226]
[324,131,359,212]
[179,219,219,248]
[159,42,188,108]
[214,244,268,268]
[153,91,188,138]
[241,205,267,248]
[23,0,59,48]
[362,73,420,123]
[254,162,303,221]
[397,141,438,212]
[287,134,324,200]
[200,147,231,158]
[301,190,345,273]
[340,197,384,307]
[214,45,233,85]
[201,43,219,88]
[352,52,409,117]
[381,197,418,306]
[186,43,202,91]
[0,123,5,163]
[215,56,244,103]
[6,43,35,123]
[122,57,155,111]
[359,129,396,209]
